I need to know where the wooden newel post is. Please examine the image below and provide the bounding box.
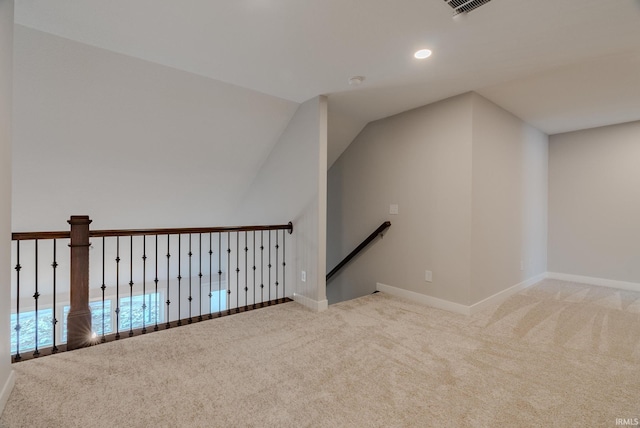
[67,215,93,350]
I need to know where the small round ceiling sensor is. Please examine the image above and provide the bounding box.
[348,76,366,86]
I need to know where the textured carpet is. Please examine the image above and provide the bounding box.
[1,279,639,427]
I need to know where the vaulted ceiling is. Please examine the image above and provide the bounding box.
[14,0,640,165]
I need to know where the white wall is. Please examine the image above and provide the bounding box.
[470,94,548,303]
[326,104,367,169]
[0,0,15,414]
[236,96,328,310]
[549,121,640,284]
[327,92,549,307]
[12,26,298,231]
[327,93,474,304]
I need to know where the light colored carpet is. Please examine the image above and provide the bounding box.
[1,279,639,427]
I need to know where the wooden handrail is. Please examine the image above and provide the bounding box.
[11,231,71,240]
[11,222,293,241]
[326,221,391,282]
[89,222,293,238]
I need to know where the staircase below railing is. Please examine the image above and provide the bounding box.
[10,216,293,362]
[326,221,391,282]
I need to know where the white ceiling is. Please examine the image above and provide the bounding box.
[14,0,640,164]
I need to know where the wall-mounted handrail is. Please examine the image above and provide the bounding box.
[326,221,391,282]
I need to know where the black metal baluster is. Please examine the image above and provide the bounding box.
[142,235,147,334]
[166,235,171,329]
[115,236,121,340]
[14,241,22,361]
[236,232,240,313]
[33,239,39,357]
[100,237,106,343]
[177,234,182,326]
[275,231,279,303]
[227,232,231,315]
[268,230,272,305]
[260,231,264,305]
[218,233,222,317]
[188,234,193,324]
[129,236,134,337]
[198,233,203,322]
[244,231,248,310]
[154,235,159,331]
[252,232,256,309]
[282,230,286,302]
[208,233,213,319]
[52,239,59,352]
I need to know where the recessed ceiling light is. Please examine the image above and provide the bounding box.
[414,49,432,59]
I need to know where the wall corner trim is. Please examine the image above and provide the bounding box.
[0,370,16,417]
[293,293,329,312]
[467,273,547,315]
[376,274,546,316]
[375,283,471,315]
[546,272,640,293]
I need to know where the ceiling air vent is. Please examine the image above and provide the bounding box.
[444,0,492,16]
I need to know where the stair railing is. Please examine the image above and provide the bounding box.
[326,221,391,282]
[10,216,293,362]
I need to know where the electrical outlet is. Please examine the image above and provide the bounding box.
[301,270,306,282]
[390,204,399,215]
[425,270,433,282]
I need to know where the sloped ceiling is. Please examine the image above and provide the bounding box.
[14,0,640,164]
[12,26,299,230]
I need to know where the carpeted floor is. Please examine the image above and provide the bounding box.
[1,279,639,427]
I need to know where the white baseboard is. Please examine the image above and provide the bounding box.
[468,273,547,315]
[0,370,15,416]
[293,293,328,312]
[376,283,471,315]
[546,272,640,293]
[377,273,546,316]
